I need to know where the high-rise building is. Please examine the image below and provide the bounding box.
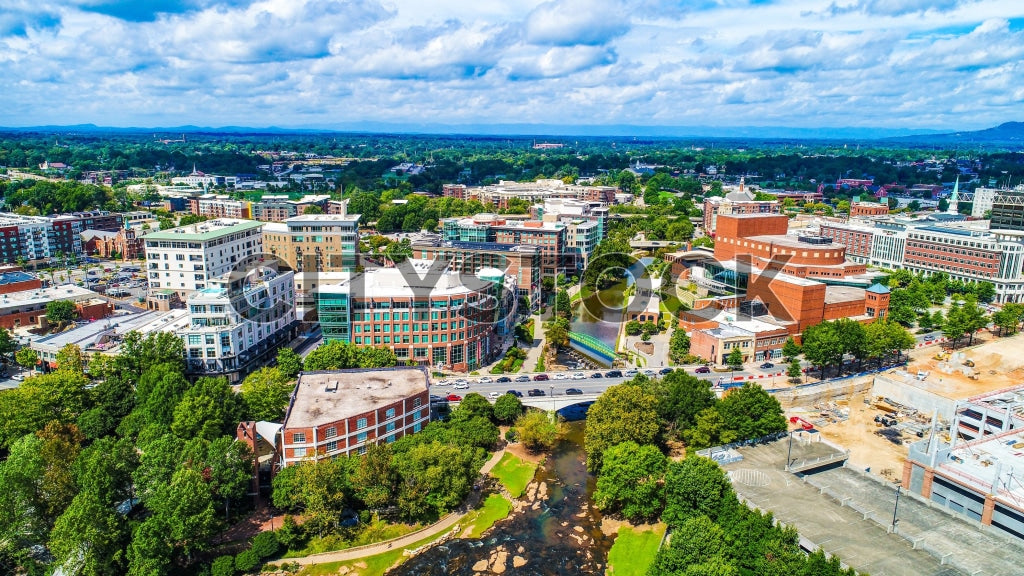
[144,218,265,298]
[262,201,361,272]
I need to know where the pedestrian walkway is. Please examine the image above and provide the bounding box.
[522,313,546,372]
[288,449,508,566]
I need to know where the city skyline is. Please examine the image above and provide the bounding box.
[1,0,1023,131]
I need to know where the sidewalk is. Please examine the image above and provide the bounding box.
[288,449,507,566]
[521,313,546,372]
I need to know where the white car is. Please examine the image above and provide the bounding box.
[477,376,493,383]
[434,379,450,386]
[453,382,470,390]
[11,373,24,381]
[488,391,502,399]
[554,373,569,380]
[572,372,586,380]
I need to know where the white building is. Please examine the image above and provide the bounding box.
[171,166,223,188]
[144,218,265,297]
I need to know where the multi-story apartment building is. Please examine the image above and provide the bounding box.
[989,188,1024,230]
[190,194,251,219]
[181,267,297,382]
[317,260,516,372]
[262,205,361,272]
[250,194,330,222]
[535,198,609,239]
[144,218,265,298]
[819,218,1024,302]
[441,214,569,276]
[0,214,56,265]
[273,367,430,464]
[411,236,542,305]
[703,190,780,235]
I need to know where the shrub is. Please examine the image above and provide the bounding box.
[505,428,519,442]
[251,531,279,559]
[234,549,259,573]
[210,555,236,576]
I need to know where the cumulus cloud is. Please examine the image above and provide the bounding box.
[1,0,1024,129]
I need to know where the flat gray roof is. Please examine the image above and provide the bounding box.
[286,367,429,429]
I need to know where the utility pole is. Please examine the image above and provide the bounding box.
[891,485,901,532]
[786,429,794,471]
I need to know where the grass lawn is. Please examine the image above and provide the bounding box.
[489,453,538,497]
[606,524,667,576]
[461,494,513,538]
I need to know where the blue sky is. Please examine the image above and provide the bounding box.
[1,0,1023,131]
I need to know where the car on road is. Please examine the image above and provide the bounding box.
[624,369,639,377]
[605,370,622,378]
[533,373,549,381]
[515,375,531,382]
[11,373,24,381]
[643,369,656,377]
[589,372,603,379]
[553,372,568,380]
[453,382,469,390]
[695,366,711,374]
[572,372,586,380]
[527,389,546,397]
[446,393,463,402]
[565,388,583,395]
[496,376,512,383]
[478,376,493,383]
[488,391,502,399]
[434,379,450,386]
[429,394,445,402]
[659,367,674,375]
[505,390,523,397]
[760,362,775,369]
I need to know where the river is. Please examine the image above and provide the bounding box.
[387,419,614,575]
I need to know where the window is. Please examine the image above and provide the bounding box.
[357,432,367,442]
[325,440,338,452]
[385,408,396,419]
[386,422,396,433]
[413,397,422,408]
[357,417,367,429]
[293,447,306,457]
[325,426,337,439]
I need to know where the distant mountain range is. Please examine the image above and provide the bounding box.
[2,121,1023,144]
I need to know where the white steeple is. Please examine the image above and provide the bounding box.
[947,176,960,215]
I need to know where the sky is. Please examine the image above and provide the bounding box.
[1,0,1023,132]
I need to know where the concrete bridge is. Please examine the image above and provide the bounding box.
[439,392,601,412]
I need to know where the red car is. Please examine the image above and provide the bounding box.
[446,393,462,402]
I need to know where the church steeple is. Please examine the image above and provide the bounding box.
[947,176,960,215]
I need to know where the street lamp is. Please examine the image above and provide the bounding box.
[891,485,901,532]
[550,383,555,419]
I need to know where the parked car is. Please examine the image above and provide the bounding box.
[553,372,568,380]
[572,372,586,380]
[434,379,450,386]
[589,372,603,379]
[506,390,523,397]
[760,362,775,369]
[496,376,512,383]
[515,375,531,382]
[695,366,712,374]
[528,389,546,397]
[488,391,502,399]
[605,370,622,378]
[565,388,583,395]
[429,394,445,402]
[533,374,549,381]
[643,369,656,377]
[478,376,493,383]
[446,394,463,402]
[624,369,639,377]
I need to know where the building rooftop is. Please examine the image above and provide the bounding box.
[866,283,891,294]
[0,271,36,286]
[285,368,429,429]
[939,428,1024,505]
[319,260,502,298]
[0,284,98,312]
[30,309,189,352]
[286,213,361,224]
[824,285,866,304]
[143,218,264,241]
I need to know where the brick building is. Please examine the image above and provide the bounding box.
[0,284,112,330]
[82,228,145,260]
[703,190,780,235]
[849,202,889,217]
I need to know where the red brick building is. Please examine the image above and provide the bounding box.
[82,228,145,261]
[849,202,889,217]
[273,367,430,466]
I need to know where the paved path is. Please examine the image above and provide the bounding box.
[289,449,508,566]
[522,313,546,371]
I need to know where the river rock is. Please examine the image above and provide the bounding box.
[472,559,489,572]
[513,556,527,568]
[573,525,584,533]
[517,546,524,554]
[491,549,509,573]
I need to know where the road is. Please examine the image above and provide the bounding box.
[430,363,788,400]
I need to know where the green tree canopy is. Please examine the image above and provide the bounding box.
[584,382,660,472]
[593,441,667,522]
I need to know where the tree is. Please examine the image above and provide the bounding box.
[650,515,733,576]
[662,457,733,527]
[276,347,303,379]
[49,490,131,576]
[393,440,477,521]
[453,392,494,422]
[801,321,843,378]
[787,358,802,382]
[210,555,236,576]
[148,467,217,563]
[15,347,37,369]
[251,531,279,559]
[593,441,667,522]
[351,442,395,509]
[303,340,397,370]
[240,367,294,422]
[0,328,16,360]
[515,409,560,452]
[656,370,716,434]
[584,383,660,472]
[625,320,642,336]
[234,549,259,573]
[544,317,570,349]
[669,329,691,364]
[726,347,743,371]
[493,393,524,424]
[554,289,572,319]
[0,434,47,564]
[43,295,76,324]
[943,302,971,348]
[781,337,801,362]
[682,407,735,451]
[717,383,786,441]
[171,376,244,441]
